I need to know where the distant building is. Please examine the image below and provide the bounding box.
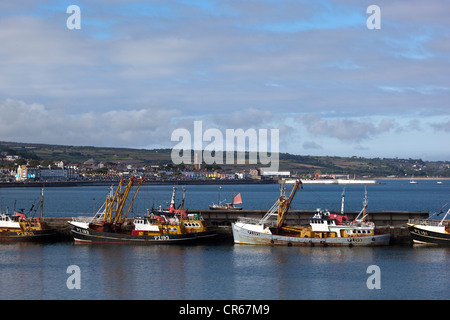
[15,165,78,181]
[39,166,68,181]
[249,169,261,179]
[82,158,100,170]
[4,155,20,161]
[260,169,290,178]
[16,165,38,181]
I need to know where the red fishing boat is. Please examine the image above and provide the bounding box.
[68,178,219,244]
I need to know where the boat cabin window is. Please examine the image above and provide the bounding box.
[184,222,201,227]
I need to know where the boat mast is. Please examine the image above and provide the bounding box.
[169,187,177,212]
[104,179,124,223]
[180,187,186,218]
[355,187,369,222]
[341,187,345,214]
[121,177,145,224]
[113,177,136,224]
[438,208,450,226]
[40,188,44,220]
[363,187,368,220]
[276,180,302,230]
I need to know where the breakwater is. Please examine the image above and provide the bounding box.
[46,209,427,245]
[0,179,277,188]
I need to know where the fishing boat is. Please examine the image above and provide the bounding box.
[0,189,56,242]
[209,186,242,210]
[68,178,219,244]
[232,180,390,247]
[407,206,450,245]
[151,186,187,215]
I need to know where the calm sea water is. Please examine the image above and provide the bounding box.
[0,180,449,300]
[0,179,448,217]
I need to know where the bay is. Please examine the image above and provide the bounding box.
[0,179,448,217]
[0,180,449,300]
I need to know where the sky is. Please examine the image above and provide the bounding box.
[0,0,449,161]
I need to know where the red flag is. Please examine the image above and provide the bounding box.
[233,193,242,205]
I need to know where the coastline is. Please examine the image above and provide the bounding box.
[0,179,278,188]
[382,177,450,180]
[0,177,447,188]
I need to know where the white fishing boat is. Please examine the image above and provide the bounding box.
[232,181,390,247]
[0,189,56,242]
[407,206,450,245]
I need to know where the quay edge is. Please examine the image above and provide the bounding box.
[45,209,427,245]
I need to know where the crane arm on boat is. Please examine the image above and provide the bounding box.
[276,180,302,229]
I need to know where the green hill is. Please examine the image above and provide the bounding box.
[0,141,449,177]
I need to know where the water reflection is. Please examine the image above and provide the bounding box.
[230,246,381,299]
[0,243,449,299]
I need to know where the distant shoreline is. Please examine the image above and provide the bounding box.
[0,179,277,188]
[0,177,447,188]
[382,177,450,180]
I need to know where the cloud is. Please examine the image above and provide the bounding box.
[207,108,277,130]
[302,141,322,150]
[297,114,396,142]
[0,98,179,148]
[0,1,449,160]
[379,85,449,95]
[431,119,450,132]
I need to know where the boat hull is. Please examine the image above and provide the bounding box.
[69,223,220,244]
[209,206,242,210]
[407,224,450,245]
[0,228,57,242]
[232,223,390,247]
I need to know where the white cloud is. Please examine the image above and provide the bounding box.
[302,141,322,150]
[296,114,396,142]
[0,1,449,160]
[432,119,450,132]
[0,98,179,148]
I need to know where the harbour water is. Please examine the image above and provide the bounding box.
[0,180,449,300]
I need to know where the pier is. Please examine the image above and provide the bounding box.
[46,209,428,245]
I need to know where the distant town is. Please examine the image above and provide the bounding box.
[3,155,290,183]
[0,141,449,184]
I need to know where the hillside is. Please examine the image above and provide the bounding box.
[0,141,449,177]
[0,141,172,165]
